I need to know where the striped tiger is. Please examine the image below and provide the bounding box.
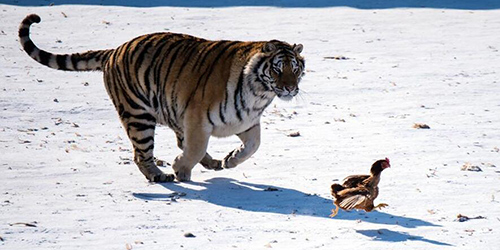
[19,14,305,182]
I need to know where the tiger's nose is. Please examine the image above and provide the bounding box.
[284,85,296,92]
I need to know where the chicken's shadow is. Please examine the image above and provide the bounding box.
[356,229,452,246]
[134,177,438,228]
[333,208,441,228]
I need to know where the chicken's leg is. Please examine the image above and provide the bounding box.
[329,204,340,218]
[374,203,389,210]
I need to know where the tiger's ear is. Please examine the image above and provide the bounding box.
[262,42,277,53]
[293,44,303,54]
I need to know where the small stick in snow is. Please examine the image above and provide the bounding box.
[184,232,195,238]
[413,123,430,129]
[461,163,482,172]
[456,214,486,222]
[154,158,170,167]
[324,56,349,60]
[9,222,37,227]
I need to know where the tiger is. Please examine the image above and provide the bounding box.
[18,14,305,182]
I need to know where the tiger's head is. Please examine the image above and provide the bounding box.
[258,40,305,101]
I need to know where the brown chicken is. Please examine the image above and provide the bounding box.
[330,158,390,217]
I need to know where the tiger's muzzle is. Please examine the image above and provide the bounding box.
[274,85,299,101]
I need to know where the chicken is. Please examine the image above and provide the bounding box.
[330,158,390,217]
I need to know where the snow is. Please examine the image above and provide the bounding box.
[1,1,499,249]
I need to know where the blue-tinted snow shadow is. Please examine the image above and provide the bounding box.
[133,177,438,228]
[3,0,500,10]
[357,229,453,246]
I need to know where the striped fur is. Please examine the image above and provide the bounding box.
[19,14,305,182]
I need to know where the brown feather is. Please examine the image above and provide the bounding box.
[331,158,389,213]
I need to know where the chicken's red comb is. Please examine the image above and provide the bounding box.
[385,157,390,164]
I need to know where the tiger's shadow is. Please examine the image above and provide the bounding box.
[134,177,438,228]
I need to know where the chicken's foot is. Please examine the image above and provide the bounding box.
[329,204,340,218]
[374,203,389,210]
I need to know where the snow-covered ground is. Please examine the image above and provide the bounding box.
[1,1,499,249]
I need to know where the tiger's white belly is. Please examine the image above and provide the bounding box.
[208,81,274,138]
[211,119,259,138]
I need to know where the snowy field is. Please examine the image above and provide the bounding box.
[1,1,499,249]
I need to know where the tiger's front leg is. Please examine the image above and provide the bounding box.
[175,134,223,171]
[222,124,261,169]
[172,117,211,182]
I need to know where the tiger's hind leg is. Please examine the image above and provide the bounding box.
[121,111,175,183]
[222,124,261,169]
[103,68,173,182]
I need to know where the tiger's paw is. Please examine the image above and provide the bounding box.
[221,152,237,169]
[150,173,175,183]
[201,159,223,171]
[174,169,192,182]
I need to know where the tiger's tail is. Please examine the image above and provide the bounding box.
[18,14,113,71]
